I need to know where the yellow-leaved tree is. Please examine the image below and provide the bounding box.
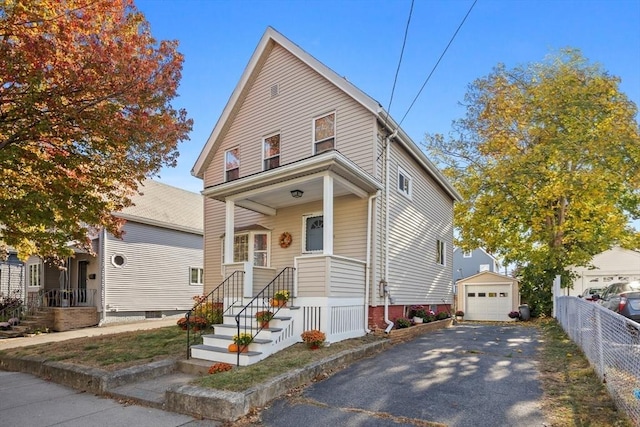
[425,49,640,315]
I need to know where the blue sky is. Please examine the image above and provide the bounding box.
[135,0,640,195]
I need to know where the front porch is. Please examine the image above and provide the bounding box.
[188,254,368,366]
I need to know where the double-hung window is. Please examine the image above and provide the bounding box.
[190,267,204,286]
[263,133,280,170]
[222,232,270,267]
[28,263,41,287]
[436,239,446,265]
[398,167,412,198]
[225,148,240,181]
[313,112,335,154]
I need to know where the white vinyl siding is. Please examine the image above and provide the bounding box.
[203,44,374,188]
[104,221,203,312]
[385,142,454,306]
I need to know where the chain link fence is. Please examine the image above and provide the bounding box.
[556,296,640,425]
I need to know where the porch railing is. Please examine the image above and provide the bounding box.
[42,289,97,308]
[0,300,23,323]
[233,267,295,366]
[185,270,244,359]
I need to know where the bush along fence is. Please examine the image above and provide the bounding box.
[556,296,640,425]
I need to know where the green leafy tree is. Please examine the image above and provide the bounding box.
[425,49,640,314]
[0,0,193,261]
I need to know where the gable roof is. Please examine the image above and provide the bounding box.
[458,270,517,283]
[192,26,461,202]
[114,180,203,235]
[453,247,500,263]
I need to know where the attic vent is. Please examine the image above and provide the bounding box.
[270,84,279,98]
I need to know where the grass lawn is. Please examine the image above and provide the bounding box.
[0,319,632,425]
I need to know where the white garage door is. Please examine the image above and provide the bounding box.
[465,285,512,321]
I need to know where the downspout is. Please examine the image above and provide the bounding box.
[383,131,397,333]
[98,228,107,326]
[364,190,379,334]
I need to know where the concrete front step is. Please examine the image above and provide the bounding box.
[214,323,283,339]
[202,333,272,349]
[190,344,263,365]
[107,372,199,410]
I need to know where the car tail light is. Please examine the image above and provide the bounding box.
[618,297,627,312]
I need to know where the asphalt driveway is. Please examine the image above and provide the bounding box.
[259,323,548,427]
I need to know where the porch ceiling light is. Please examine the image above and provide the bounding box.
[290,189,304,198]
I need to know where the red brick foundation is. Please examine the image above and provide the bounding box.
[367,304,453,331]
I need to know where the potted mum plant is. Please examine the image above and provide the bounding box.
[176,315,208,331]
[301,329,326,349]
[255,310,274,328]
[508,310,520,320]
[408,305,427,324]
[228,332,253,353]
[271,290,290,307]
[455,310,464,320]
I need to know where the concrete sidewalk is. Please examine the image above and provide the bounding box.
[0,317,178,350]
[0,370,218,427]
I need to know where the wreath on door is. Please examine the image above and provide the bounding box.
[279,232,293,248]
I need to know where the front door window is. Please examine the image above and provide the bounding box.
[304,215,323,252]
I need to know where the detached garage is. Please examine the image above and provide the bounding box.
[456,271,520,321]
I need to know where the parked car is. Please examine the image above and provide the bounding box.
[579,287,604,301]
[595,281,640,322]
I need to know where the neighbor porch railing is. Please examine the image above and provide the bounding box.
[42,289,97,308]
[185,270,245,359]
[233,267,295,365]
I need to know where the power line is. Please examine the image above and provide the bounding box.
[398,0,478,127]
[383,0,415,131]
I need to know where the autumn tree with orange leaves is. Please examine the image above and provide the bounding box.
[0,0,192,261]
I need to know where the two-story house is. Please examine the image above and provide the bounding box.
[24,179,204,330]
[190,27,461,365]
[453,247,501,280]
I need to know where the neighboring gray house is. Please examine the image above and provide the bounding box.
[453,247,501,281]
[25,180,204,328]
[190,27,461,365]
[0,250,25,301]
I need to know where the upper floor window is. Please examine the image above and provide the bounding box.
[463,250,472,258]
[190,267,204,286]
[263,133,280,170]
[28,263,41,287]
[313,112,335,154]
[398,167,412,198]
[436,239,446,265]
[225,148,240,181]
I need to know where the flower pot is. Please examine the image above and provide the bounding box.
[413,316,424,324]
[260,321,270,329]
[228,343,248,353]
[270,299,286,307]
[308,344,320,350]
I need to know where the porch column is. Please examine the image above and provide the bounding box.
[323,174,334,255]
[224,200,235,264]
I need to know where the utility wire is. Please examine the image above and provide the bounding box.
[383,0,415,131]
[397,0,478,127]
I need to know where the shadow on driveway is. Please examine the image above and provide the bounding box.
[260,323,547,427]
